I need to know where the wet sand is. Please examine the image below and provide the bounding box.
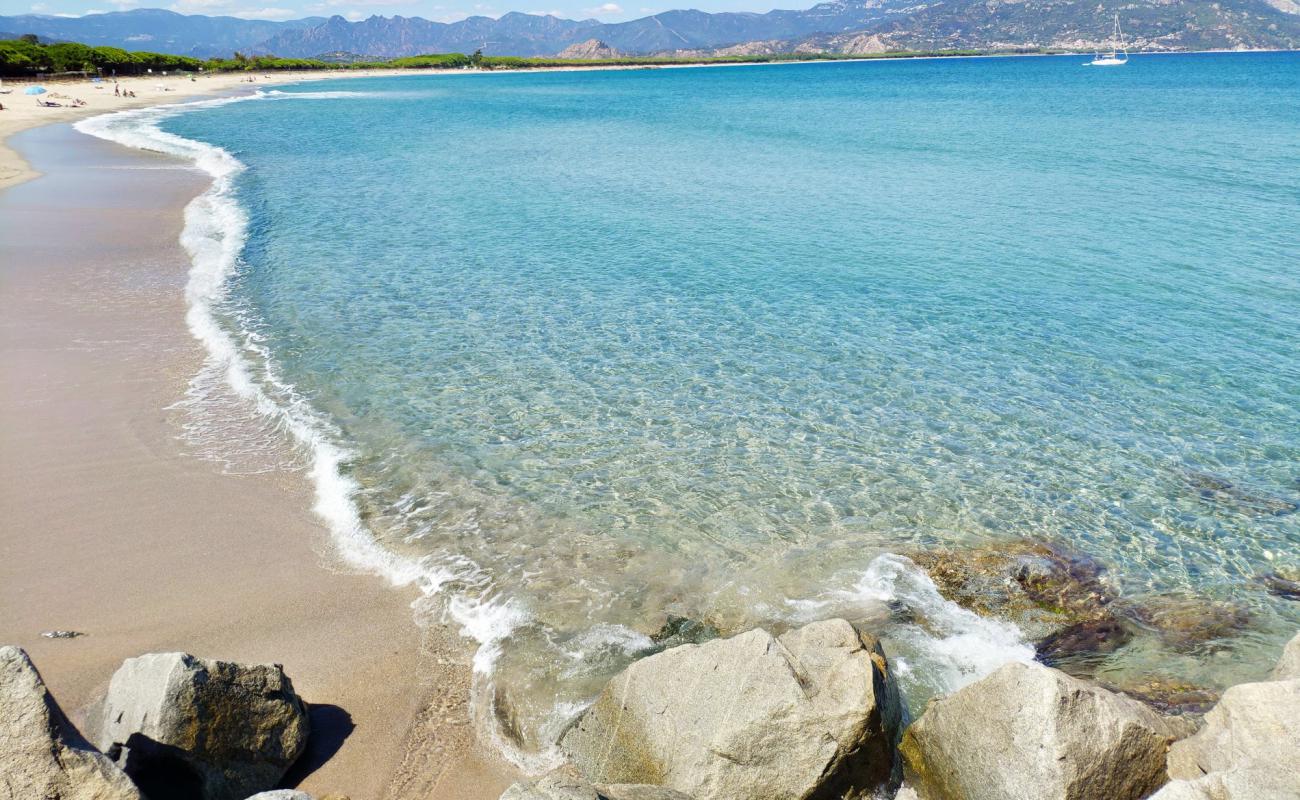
[0,122,519,797]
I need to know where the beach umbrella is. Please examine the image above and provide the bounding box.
[25,86,47,95]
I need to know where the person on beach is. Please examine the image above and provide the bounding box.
[114,84,119,97]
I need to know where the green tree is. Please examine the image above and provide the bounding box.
[471,48,483,67]
[19,33,39,44]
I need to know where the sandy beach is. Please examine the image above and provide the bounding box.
[0,77,520,798]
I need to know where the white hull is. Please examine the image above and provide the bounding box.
[1088,15,1129,66]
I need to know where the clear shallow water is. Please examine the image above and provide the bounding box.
[86,53,1299,764]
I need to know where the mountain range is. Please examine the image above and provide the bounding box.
[3,0,1299,60]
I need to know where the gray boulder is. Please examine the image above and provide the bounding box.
[560,618,903,800]
[244,793,315,800]
[1159,677,1300,799]
[0,645,143,800]
[1271,631,1300,680]
[899,661,1190,800]
[92,652,310,800]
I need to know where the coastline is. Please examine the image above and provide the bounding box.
[3,49,1296,797]
[0,106,520,797]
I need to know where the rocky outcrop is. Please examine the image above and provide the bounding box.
[1272,631,1300,680]
[91,652,310,800]
[0,645,143,800]
[1155,668,1300,800]
[560,618,903,800]
[557,39,620,59]
[899,661,1191,800]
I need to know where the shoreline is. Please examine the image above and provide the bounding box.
[3,48,1295,796]
[0,111,519,797]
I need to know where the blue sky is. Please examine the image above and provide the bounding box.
[0,0,802,24]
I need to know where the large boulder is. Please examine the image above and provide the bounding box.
[899,661,1190,800]
[1271,631,1300,680]
[0,645,143,800]
[1159,677,1300,799]
[559,618,903,800]
[91,652,310,800]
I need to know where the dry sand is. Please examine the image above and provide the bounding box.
[0,80,520,797]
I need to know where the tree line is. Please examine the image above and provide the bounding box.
[1,34,1020,79]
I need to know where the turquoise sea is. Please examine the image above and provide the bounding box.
[83,52,1300,764]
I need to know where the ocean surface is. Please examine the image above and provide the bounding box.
[80,52,1300,766]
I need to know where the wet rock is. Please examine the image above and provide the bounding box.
[91,652,311,800]
[1161,677,1300,799]
[1272,631,1300,680]
[1184,471,1298,516]
[0,645,143,800]
[1034,616,1132,674]
[907,540,1117,642]
[1120,595,1252,652]
[1258,571,1300,601]
[899,662,1192,800]
[1103,677,1219,716]
[561,619,904,800]
[40,630,86,639]
[648,615,720,648]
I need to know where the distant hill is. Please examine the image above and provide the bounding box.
[0,9,322,57]
[558,39,621,59]
[3,1,1298,60]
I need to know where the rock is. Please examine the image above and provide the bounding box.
[1121,595,1252,652]
[1101,677,1218,716]
[1258,571,1300,601]
[501,767,600,800]
[899,662,1191,800]
[557,39,621,59]
[92,652,311,800]
[1184,471,1297,516]
[1034,616,1132,673]
[907,540,1117,642]
[0,645,143,800]
[599,787,695,800]
[1272,631,1300,680]
[1148,769,1300,800]
[560,619,904,800]
[648,615,720,648]
[499,768,696,800]
[1164,678,1300,797]
[41,630,86,639]
[244,792,315,800]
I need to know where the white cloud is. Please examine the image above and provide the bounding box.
[108,0,139,8]
[584,2,622,14]
[167,0,298,18]
[526,9,565,15]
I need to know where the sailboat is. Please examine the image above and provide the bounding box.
[1088,14,1129,66]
